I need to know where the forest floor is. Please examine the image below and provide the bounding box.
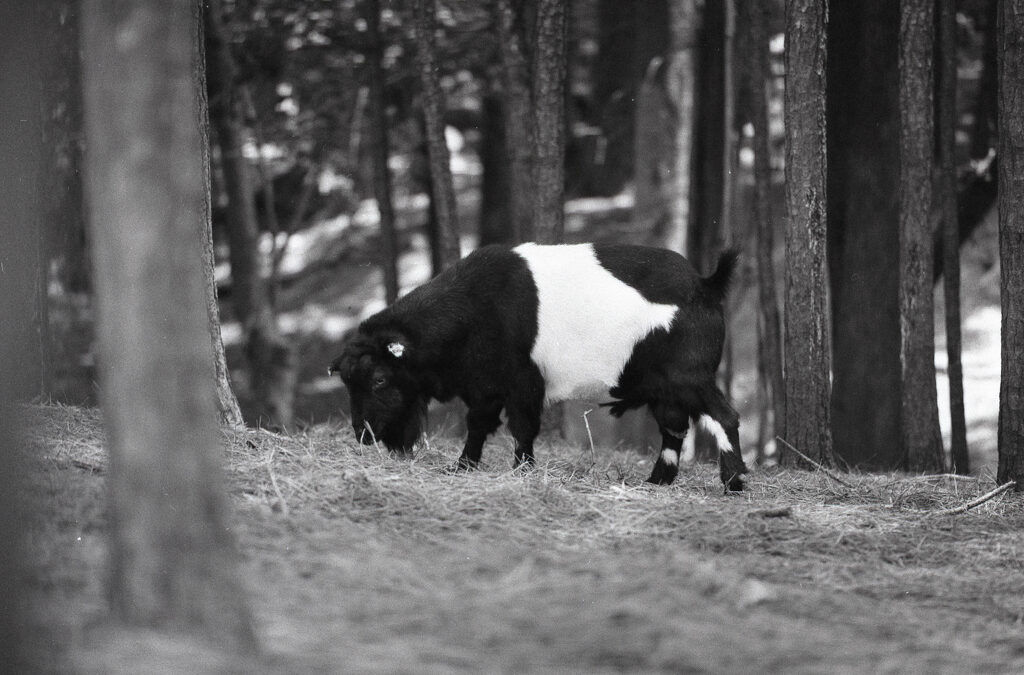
[21,403,1024,674]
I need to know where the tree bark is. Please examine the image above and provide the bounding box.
[206,0,293,428]
[479,92,514,246]
[740,0,785,447]
[530,0,568,244]
[0,2,43,660]
[365,0,400,302]
[783,0,833,467]
[899,0,944,473]
[827,0,902,470]
[494,0,535,243]
[193,0,243,428]
[412,0,461,269]
[663,0,700,255]
[997,0,1024,490]
[938,0,968,473]
[80,0,255,646]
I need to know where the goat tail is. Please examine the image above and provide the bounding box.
[701,248,739,302]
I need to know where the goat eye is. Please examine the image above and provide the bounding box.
[373,375,387,388]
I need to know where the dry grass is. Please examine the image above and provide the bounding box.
[18,403,1024,674]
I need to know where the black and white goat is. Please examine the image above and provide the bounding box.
[329,242,747,491]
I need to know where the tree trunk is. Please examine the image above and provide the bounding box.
[740,0,785,447]
[997,0,1024,490]
[663,0,700,255]
[80,0,256,646]
[783,0,833,467]
[364,0,401,303]
[479,92,514,246]
[691,0,726,271]
[412,0,461,269]
[827,0,902,470]
[633,57,673,240]
[206,0,293,428]
[530,0,568,244]
[938,0,968,473]
[0,2,43,660]
[898,0,944,473]
[494,0,535,243]
[193,0,243,428]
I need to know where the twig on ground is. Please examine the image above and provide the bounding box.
[265,445,290,516]
[933,481,1016,516]
[897,473,979,483]
[582,408,596,463]
[774,436,855,489]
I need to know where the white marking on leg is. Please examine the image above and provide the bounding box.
[660,448,679,466]
[698,414,734,454]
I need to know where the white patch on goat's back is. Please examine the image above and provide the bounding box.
[698,414,734,454]
[660,448,679,466]
[514,243,677,401]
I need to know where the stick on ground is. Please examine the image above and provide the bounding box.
[775,436,855,489]
[933,481,1017,516]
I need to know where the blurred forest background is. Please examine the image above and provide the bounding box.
[34,0,1006,475]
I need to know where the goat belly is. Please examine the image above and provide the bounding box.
[513,243,678,402]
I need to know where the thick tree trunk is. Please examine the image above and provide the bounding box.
[899,0,944,473]
[740,0,785,446]
[193,0,243,428]
[206,0,293,428]
[0,2,43,660]
[827,0,902,470]
[997,0,1024,490]
[783,0,833,467]
[494,0,535,243]
[663,0,700,255]
[938,0,968,473]
[80,0,255,646]
[530,0,568,244]
[412,0,461,269]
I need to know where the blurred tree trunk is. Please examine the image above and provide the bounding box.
[193,1,243,428]
[530,0,568,244]
[783,0,833,467]
[0,2,43,661]
[997,0,1024,491]
[633,57,673,240]
[494,0,535,242]
[827,0,901,470]
[206,0,294,428]
[412,0,461,269]
[364,0,400,303]
[938,0,968,473]
[899,0,944,473]
[479,92,514,246]
[662,0,700,255]
[80,0,256,646]
[739,0,784,449]
[592,0,669,197]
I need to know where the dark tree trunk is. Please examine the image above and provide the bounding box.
[0,3,43,660]
[412,0,461,269]
[364,0,400,303]
[530,0,568,244]
[783,0,833,467]
[740,0,785,446]
[80,0,256,645]
[938,0,968,473]
[827,0,902,470]
[899,0,944,473]
[479,92,514,246]
[494,0,535,243]
[206,0,293,428]
[997,0,1024,490]
[193,1,243,428]
[592,0,669,196]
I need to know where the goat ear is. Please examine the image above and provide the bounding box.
[386,342,406,359]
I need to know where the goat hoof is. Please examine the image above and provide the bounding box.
[722,474,745,493]
[447,458,478,473]
[646,464,678,486]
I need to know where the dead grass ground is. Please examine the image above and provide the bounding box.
[18,403,1024,674]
